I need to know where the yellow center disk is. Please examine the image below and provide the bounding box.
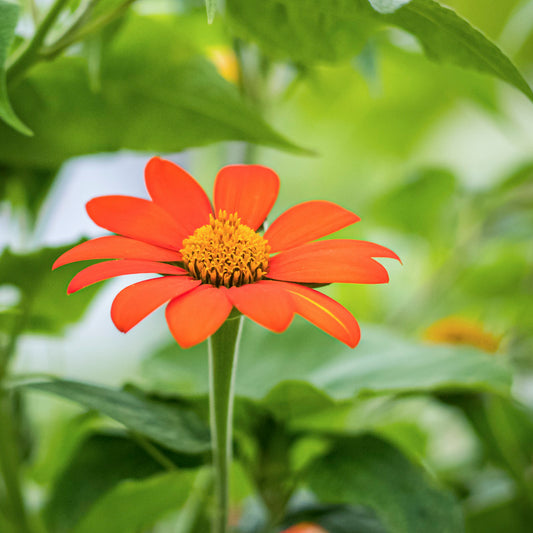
[181,210,270,288]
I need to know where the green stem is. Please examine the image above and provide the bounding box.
[41,0,137,60]
[0,392,33,533]
[208,316,243,533]
[6,0,71,85]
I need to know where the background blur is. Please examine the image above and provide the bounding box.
[1,0,533,532]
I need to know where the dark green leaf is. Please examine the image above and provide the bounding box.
[0,243,101,335]
[142,319,513,419]
[27,380,211,454]
[0,0,31,134]
[227,0,533,101]
[0,15,305,168]
[307,434,464,533]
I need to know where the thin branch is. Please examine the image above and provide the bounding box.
[6,0,71,85]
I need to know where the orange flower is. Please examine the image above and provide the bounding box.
[54,158,399,348]
[424,316,501,353]
[281,524,328,533]
[207,46,239,83]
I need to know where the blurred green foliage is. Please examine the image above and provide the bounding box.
[0,0,532,532]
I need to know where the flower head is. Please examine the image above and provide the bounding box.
[207,46,239,83]
[424,316,501,353]
[281,524,329,533]
[54,158,399,348]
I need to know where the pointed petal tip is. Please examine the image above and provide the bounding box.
[66,284,77,295]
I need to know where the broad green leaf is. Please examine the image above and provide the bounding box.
[74,470,196,533]
[142,319,512,419]
[227,0,533,101]
[0,0,31,135]
[27,380,210,454]
[0,243,101,335]
[0,15,305,168]
[307,434,464,533]
[227,1,375,63]
[384,0,533,101]
[44,432,171,533]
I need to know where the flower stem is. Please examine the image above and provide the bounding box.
[208,316,243,533]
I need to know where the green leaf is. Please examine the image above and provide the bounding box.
[0,243,101,335]
[383,0,533,101]
[73,470,196,533]
[0,0,32,135]
[27,380,211,454]
[227,0,533,101]
[0,15,305,168]
[307,434,464,533]
[205,0,217,24]
[142,319,513,419]
[44,432,172,533]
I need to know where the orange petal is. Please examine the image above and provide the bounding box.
[86,196,187,251]
[267,239,400,284]
[264,200,360,252]
[53,236,182,269]
[227,280,294,333]
[145,157,213,235]
[214,165,280,230]
[67,260,186,293]
[282,282,360,347]
[111,276,201,332]
[165,285,232,348]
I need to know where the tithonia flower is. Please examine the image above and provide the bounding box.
[281,524,329,533]
[424,316,501,353]
[54,158,399,348]
[207,46,239,84]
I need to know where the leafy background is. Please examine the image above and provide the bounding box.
[1,0,533,532]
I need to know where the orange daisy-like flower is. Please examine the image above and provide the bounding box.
[54,158,399,348]
[281,524,329,533]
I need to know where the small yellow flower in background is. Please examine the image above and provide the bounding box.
[424,316,502,354]
[208,46,239,83]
